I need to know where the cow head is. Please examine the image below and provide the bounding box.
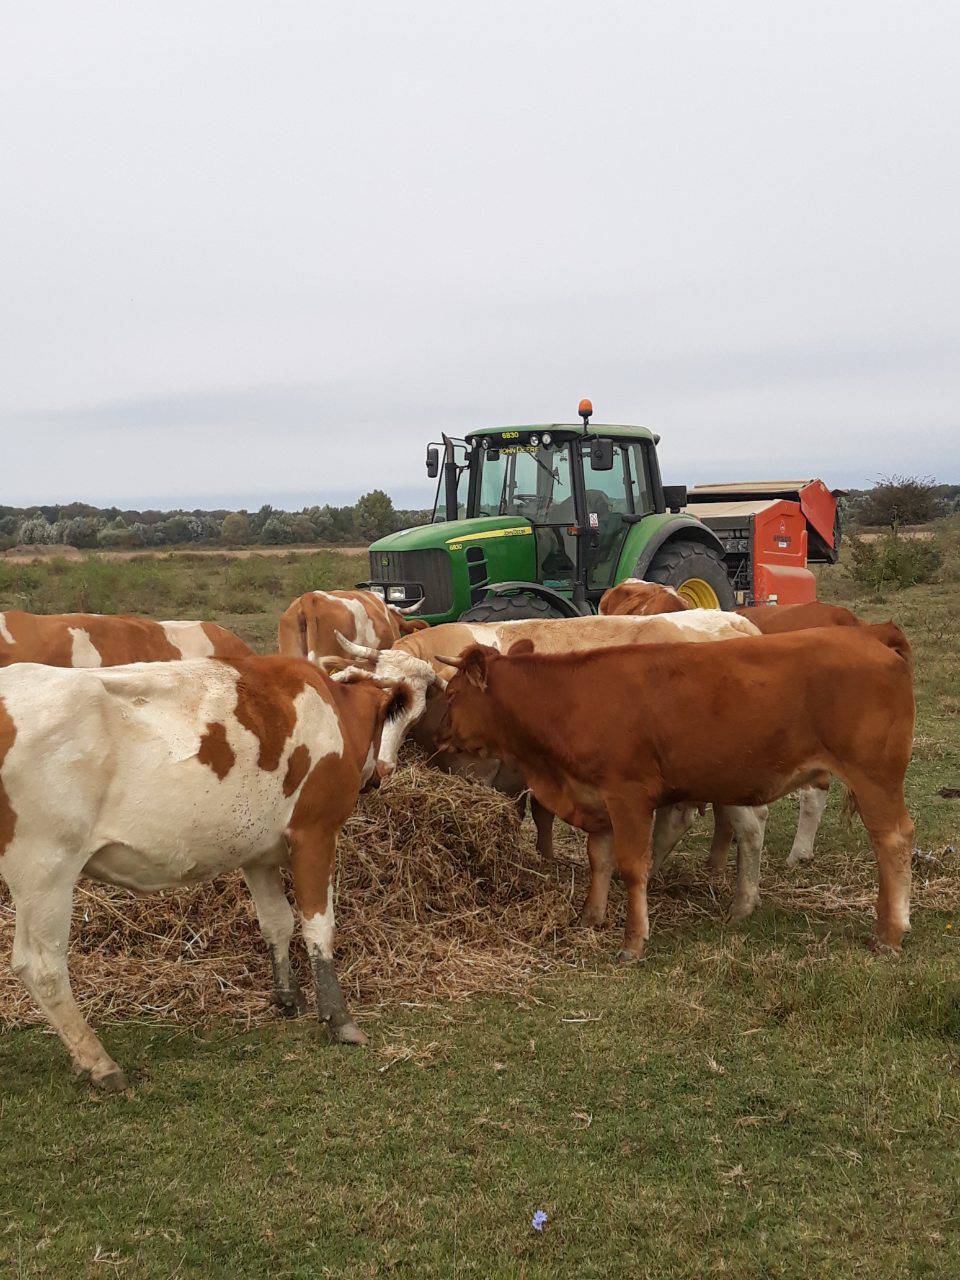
[323,632,443,779]
[433,644,503,757]
[599,579,691,617]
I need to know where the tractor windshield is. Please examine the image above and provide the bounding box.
[476,443,575,524]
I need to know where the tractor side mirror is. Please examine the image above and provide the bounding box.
[663,484,687,513]
[426,446,440,479]
[589,439,615,471]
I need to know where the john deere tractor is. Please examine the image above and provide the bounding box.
[364,400,736,623]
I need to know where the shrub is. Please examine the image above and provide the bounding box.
[848,528,942,591]
[856,475,944,527]
[221,512,252,545]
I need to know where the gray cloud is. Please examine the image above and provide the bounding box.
[2,2,958,508]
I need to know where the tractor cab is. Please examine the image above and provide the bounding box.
[366,401,735,625]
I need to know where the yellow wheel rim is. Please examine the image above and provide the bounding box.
[677,577,721,609]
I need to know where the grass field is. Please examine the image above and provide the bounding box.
[0,550,958,1278]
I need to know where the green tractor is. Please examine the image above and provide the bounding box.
[364,400,736,624]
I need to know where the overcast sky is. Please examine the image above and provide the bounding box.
[2,2,958,510]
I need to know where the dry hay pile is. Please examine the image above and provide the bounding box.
[1,763,957,1030]
[0,763,600,1030]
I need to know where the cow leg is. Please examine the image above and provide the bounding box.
[607,798,655,963]
[727,805,768,921]
[580,830,615,927]
[9,872,125,1089]
[531,798,555,858]
[242,860,307,1017]
[707,804,735,875]
[287,824,366,1045]
[786,783,829,867]
[851,783,914,951]
[650,804,697,876]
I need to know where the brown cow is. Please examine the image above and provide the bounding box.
[737,601,865,634]
[0,610,251,666]
[437,625,915,960]
[704,600,870,870]
[278,589,429,663]
[599,579,691,617]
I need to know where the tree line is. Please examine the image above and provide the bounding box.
[2,477,957,553]
[0,490,431,551]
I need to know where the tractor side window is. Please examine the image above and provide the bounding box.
[584,444,632,590]
[628,444,655,516]
[583,444,632,514]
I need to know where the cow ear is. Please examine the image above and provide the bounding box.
[507,637,535,657]
[383,682,413,722]
[319,656,351,674]
[462,647,490,689]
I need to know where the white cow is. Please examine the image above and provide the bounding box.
[0,650,438,1088]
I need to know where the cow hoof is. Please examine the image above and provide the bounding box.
[94,1068,129,1093]
[616,947,645,966]
[866,935,901,957]
[331,1021,368,1046]
[728,898,758,923]
[786,850,814,868]
[272,988,308,1018]
[578,911,603,930]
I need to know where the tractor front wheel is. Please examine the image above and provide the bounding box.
[458,590,569,624]
[642,540,736,611]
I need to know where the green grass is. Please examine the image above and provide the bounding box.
[1,547,958,1277]
[0,550,368,650]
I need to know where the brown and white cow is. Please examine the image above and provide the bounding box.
[0,650,438,1088]
[0,610,251,666]
[438,625,915,961]
[599,579,691,617]
[277,589,429,663]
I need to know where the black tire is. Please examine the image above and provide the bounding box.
[642,539,737,611]
[458,590,568,624]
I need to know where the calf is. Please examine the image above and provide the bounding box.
[0,651,437,1087]
[0,609,251,666]
[278,589,428,663]
[438,625,915,961]
[599,579,691,616]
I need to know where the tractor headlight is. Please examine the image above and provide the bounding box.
[528,434,540,446]
[541,432,552,446]
[387,586,407,602]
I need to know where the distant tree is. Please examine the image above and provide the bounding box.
[221,511,253,545]
[17,517,56,545]
[354,489,397,542]
[857,475,944,527]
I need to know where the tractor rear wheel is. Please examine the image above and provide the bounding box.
[458,590,569,624]
[642,540,736,610]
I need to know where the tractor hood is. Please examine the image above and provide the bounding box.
[367,516,537,624]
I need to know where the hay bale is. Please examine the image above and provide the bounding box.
[0,763,599,1029]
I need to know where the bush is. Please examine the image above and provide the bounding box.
[221,512,252,545]
[856,475,945,527]
[848,528,942,591]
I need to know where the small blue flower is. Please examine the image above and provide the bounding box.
[531,1210,548,1232]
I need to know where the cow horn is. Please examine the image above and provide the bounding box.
[434,653,465,670]
[395,599,425,615]
[335,631,379,660]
